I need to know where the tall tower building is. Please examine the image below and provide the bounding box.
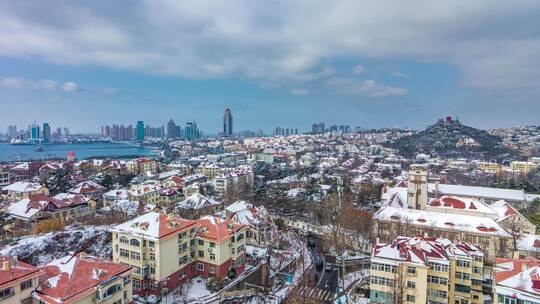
[30,122,40,142]
[42,123,51,143]
[223,108,233,136]
[167,118,177,138]
[407,167,428,210]
[136,121,145,141]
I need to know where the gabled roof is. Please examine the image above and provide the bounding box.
[177,193,221,210]
[2,181,45,193]
[68,181,105,194]
[34,253,132,304]
[0,255,41,289]
[490,199,520,222]
[196,216,245,242]
[109,212,197,241]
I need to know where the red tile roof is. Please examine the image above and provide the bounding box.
[34,253,133,304]
[0,255,42,289]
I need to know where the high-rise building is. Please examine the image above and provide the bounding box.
[6,125,17,138]
[42,123,51,143]
[136,121,145,141]
[167,118,178,138]
[312,124,319,134]
[30,122,40,142]
[223,108,233,136]
[185,121,200,141]
[318,122,325,134]
[63,128,69,136]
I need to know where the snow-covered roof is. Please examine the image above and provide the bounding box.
[490,200,520,222]
[0,255,41,288]
[68,181,105,195]
[109,212,197,241]
[2,181,45,193]
[34,253,133,304]
[374,205,511,237]
[177,193,221,210]
[429,196,497,216]
[225,200,253,213]
[495,258,540,302]
[372,236,482,266]
[430,183,525,202]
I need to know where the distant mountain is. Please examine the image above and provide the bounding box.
[387,118,512,159]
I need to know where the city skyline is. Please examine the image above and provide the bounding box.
[1,1,539,133]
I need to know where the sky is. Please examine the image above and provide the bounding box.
[0,1,539,134]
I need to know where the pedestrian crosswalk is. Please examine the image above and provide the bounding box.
[292,285,336,303]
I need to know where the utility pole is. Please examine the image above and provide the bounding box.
[337,177,346,301]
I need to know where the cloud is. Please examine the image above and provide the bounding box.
[0,76,78,92]
[327,78,408,97]
[290,88,310,95]
[0,1,539,93]
[99,87,118,94]
[353,65,366,75]
[61,82,79,92]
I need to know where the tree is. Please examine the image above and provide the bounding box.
[49,169,70,195]
[100,174,113,189]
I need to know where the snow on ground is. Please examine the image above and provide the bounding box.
[0,225,111,265]
[161,277,214,303]
[341,269,369,290]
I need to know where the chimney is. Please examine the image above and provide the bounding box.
[522,262,528,272]
[2,261,9,271]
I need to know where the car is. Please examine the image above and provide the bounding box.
[325,263,333,272]
[315,258,324,271]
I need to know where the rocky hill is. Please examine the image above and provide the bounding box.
[387,118,512,159]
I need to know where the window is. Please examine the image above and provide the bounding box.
[103,284,121,299]
[407,281,415,289]
[370,276,394,287]
[148,241,155,247]
[427,275,448,285]
[210,254,216,261]
[197,263,204,271]
[471,279,482,286]
[473,255,482,263]
[21,279,33,290]
[133,280,141,290]
[120,236,129,244]
[455,272,470,280]
[120,249,129,258]
[472,266,482,274]
[209,266,216,274]
[407,266,416,275]
[130,239,140,247]
[150,267,155,274]
[123,276,131,285]
[130,252,141,260]
[427,288,447,299]
[179,242,187,253]
[429,262,449,272]
[237,245,245,253]
[406,295,415,302]
[237,233,244,241]
[371,262,397,273]
[456,259,471,268]
[0,288,13,299]
[209,242,216,248]
[149,282,158,290]
[150,253,155,260]
[198,239,204,245]
[198,250,204,258]
[455,284,471,293]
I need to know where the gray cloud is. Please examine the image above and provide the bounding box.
[327,78,408,97]
[0,1,539,93]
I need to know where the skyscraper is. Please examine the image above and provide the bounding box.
[185,121,200,141]
[136,121,145,141]
[223,108,233,136]
[30,122,40,142]
[42,123,51,143]
[167,118,177,138]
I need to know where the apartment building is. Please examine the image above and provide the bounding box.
[370,236,485,304]
[109,211,247,296]
[33,253,134,304]
[198,163,222,179]
[225,200,276,246]
[175,193,223,219]
[212,169,254,195]
[0,255,42,304]
[126,158,158,175]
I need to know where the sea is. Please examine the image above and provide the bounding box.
[0,142,158,162]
